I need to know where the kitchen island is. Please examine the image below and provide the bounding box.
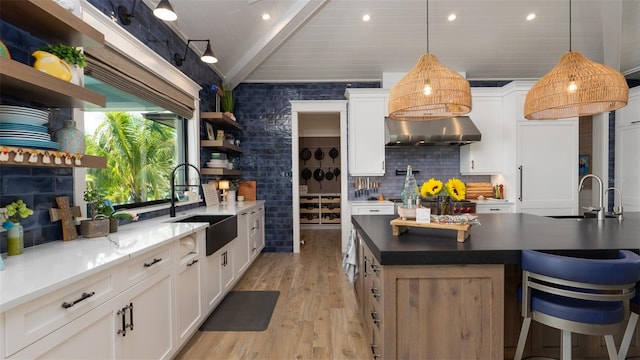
[351,212,640,359]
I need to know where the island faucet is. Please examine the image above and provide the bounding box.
[605,187,624,221]
[578,174,604,221]
[170,163,202,217]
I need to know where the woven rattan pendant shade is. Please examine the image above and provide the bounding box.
[524,55,628,120]
[388,53,472,121]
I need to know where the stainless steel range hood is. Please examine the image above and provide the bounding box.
[385,116,481,146]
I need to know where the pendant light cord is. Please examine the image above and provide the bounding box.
[569,0,572,52]
[426,0,430,54]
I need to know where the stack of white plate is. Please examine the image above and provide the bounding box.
[0,105,59,150]
[207,159,229,168]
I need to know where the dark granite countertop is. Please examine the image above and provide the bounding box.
[351,212,640,265]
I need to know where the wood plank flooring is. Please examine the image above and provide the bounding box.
[174,229,370,359]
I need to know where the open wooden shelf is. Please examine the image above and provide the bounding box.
[201,112,242,131]
[200,140,242,153]
[0,0,104,47]
[200,168,242,176]
[0,58,106,108]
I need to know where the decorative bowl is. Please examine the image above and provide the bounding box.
[397,206,417,220]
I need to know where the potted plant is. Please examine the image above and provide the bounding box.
[39,44,87,85]
[98,199,138,233]
[81,188,109,238]
[221,88,235,115]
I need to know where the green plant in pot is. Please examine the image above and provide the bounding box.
[98,199,138,233]
[39,44,87,85]
[221,88,235,114]
[81,188,109,238]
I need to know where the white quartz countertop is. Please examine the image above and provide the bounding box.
[0,201,265,312]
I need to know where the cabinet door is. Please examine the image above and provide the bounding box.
[8,300,120,359]
[122,268,173,360]
[220,243,235,292]
[347,92,387,176]
[615,125,640,211]
[234,210,251,275]
[176,252,202,343]
[249,206,265,259]
[516,120,578,216]
[203,250,223,311]
[460,93,503,174]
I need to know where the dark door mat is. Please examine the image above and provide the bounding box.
[199,291,280,331]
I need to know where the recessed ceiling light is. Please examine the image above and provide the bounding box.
[526,13,536,21]
[262,13,271,20]
[362,14,371,22]
[448,13,456,21]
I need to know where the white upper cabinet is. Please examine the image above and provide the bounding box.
[616,88,640,127]
[345,89,388,176]
[460,88,503,174]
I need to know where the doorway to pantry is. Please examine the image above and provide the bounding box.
[290,101,348,254]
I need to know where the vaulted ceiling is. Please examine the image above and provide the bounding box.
[143,0,640,88]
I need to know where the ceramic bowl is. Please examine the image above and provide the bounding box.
[397,206,416,220]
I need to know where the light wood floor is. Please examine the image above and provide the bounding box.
[174,229,370,360]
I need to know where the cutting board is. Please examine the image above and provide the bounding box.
[465,182,494,199]
[238,181,256,201]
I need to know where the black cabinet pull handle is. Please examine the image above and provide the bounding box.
[143,258,161,267]
[631,120,640,124]
[370,311,381,325]
[518,165,523,201]
[370,344,381,359]
[187,259,199,267]
[370,287,381,299]
[117,307,127,336]
[61,291,95,309]
[128,302,134,331]
[363,256,368,278]
[370,263,380,274]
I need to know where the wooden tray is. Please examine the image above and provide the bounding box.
[390,218,471,242]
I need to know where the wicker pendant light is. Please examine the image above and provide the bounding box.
[388,0,471,121]
[524,0,628,120]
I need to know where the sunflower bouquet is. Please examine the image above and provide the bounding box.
[420,178,467,201]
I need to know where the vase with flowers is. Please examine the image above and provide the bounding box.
[1,200,34,255]
[420,178,467,215]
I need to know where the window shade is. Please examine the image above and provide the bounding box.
[85,46,195,119]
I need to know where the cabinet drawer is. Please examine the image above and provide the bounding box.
[476,204,513,214]
[351,205,394,215]
[5,269,120,356]
[370,319,383,359]
[123,243,173,289]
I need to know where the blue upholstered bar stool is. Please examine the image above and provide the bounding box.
[514,250,640,360]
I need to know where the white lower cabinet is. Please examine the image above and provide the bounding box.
[176,233,203,344]
[9,267,173,360]
[2,204,268,359]
[220,242,235,292]
[475,203,514,214]
[234,210,251,275]
[249,205,265,260]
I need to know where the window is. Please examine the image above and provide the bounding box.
[82,76,188,209]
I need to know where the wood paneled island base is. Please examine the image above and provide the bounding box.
[352,212,640,359]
